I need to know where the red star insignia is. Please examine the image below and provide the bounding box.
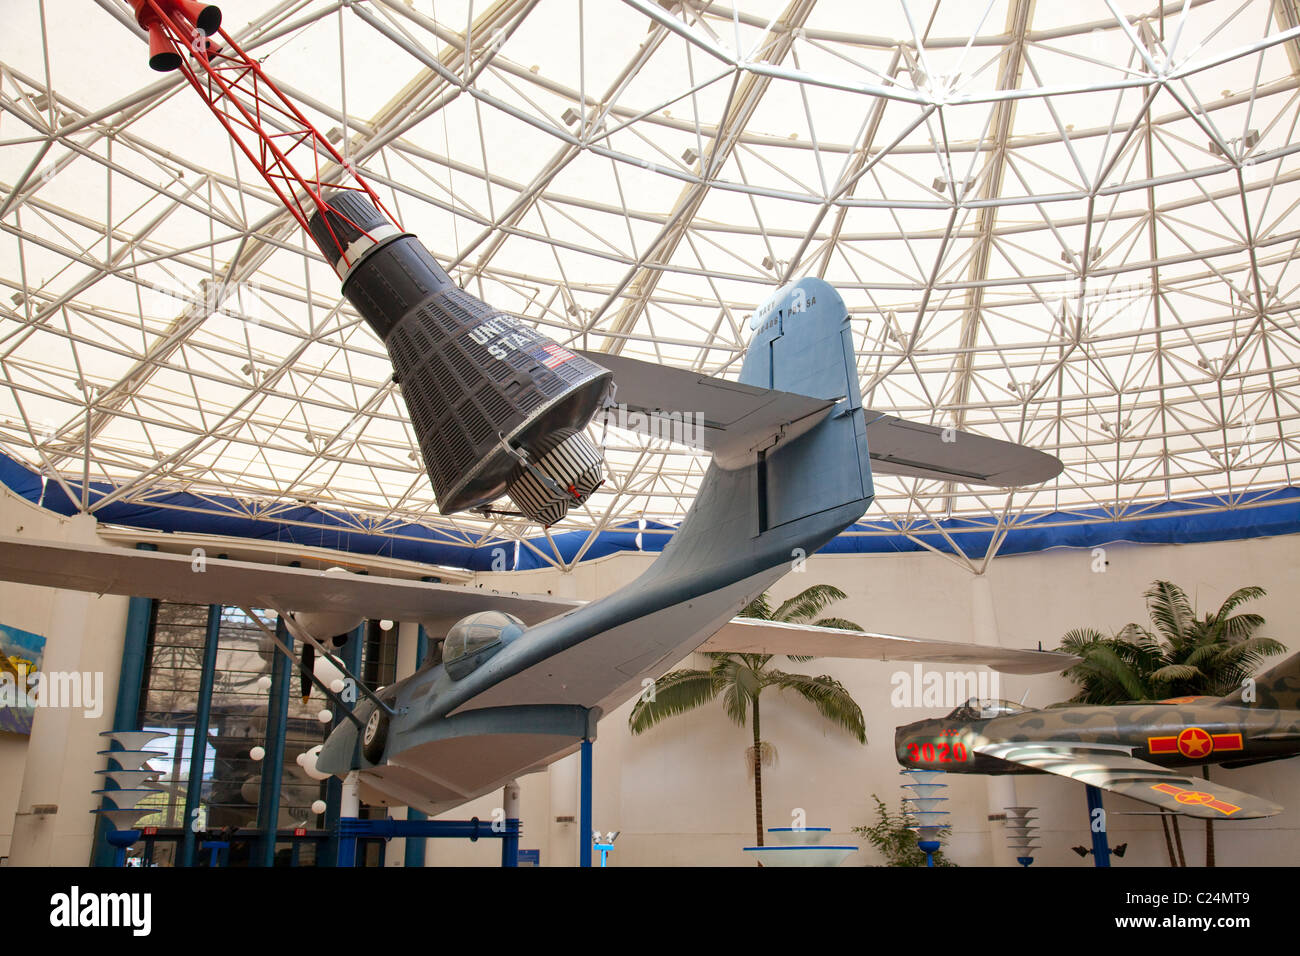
[1177,726,1212,758]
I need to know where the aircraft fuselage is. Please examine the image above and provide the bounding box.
[896,700,1300,775]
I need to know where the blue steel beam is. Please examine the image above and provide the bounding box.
[179,603,221,866]
[92,542,157,868]
[1086,784,1112,867]
[580,738,593,868]
[404,622,432,869]
[323,620,366,866]
[255,615,292,866]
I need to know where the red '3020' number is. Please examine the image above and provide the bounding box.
[906,741,968,763]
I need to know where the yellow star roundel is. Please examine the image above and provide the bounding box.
[1146,726,1244,757]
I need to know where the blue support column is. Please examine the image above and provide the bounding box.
[403,623,431,869]
[324,621,366,866]
[179,604,222,866]
[1086,784,1111,867]
[336,820,358,868]
[502,827,519,867]
[579,738,593,868]
[256,615,292,866]
[92,543,157,868]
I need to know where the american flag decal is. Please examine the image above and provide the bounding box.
[535,343,574,369]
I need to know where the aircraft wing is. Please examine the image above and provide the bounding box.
[974,740,1282,819]
[0,535,580,632]
[701,618,1075,675]
[575,350,1062,485]
[1,535,1075,675]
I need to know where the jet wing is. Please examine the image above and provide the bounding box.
[975,740,1282,819]
[701,618,1075,675]
[0,535,580,632]
[575,350,1062,485]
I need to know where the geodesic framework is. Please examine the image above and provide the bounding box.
[2,0,1299,573]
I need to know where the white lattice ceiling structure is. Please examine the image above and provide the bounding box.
[2,0,1299,571]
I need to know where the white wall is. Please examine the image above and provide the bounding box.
[451,532,1300,867]
[2,480,1296,866]
[0,487,129,864]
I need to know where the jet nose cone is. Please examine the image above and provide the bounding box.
[894,722,915,765]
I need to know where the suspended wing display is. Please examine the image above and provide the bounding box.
[702,618,1074,675]
[0,535,579,632]
[0,533,1072,676]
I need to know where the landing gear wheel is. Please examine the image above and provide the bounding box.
[362,706,388,764]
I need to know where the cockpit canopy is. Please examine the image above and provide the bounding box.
[443,610,525,680]
[946,697,1033,721]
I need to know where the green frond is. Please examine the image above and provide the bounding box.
[812,616,863,631]
[1067,643,1151,703]
[1212,586,1267,622]
[764,669,867,743]
[1146,580,1196,642]
[773,584,850,624]
[627,669,720,735]
[1057,627,1109,657]
[739,594,774,621]
[1217,613,1266,641]
[1150,662,1202,684]
[721,681,749,727]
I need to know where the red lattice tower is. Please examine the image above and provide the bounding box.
[130,0,401,271]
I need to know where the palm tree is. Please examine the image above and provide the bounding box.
[1057,580,1284,866]
[628,584,867,848]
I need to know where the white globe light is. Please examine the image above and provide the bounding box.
[300,744,330,781]
[256,675,272,692]
[379,619,394,631]
[311,800,327,815]
[317,709,333,723]
[249,745,266,761]
[330,679,345,693]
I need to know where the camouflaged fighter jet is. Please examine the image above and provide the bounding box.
[895,649,1300,819]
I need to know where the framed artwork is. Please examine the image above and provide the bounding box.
[0,622,46,736]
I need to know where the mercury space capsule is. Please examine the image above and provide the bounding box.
[129,0,611,527]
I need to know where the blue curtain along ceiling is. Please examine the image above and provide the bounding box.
[3,452,1297,572]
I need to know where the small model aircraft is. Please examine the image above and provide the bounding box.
[894,650,1300,819]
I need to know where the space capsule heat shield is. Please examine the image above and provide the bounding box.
[308,194,612,524]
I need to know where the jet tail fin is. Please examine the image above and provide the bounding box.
[1220,649,1300,709]
[740,277,873,531]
